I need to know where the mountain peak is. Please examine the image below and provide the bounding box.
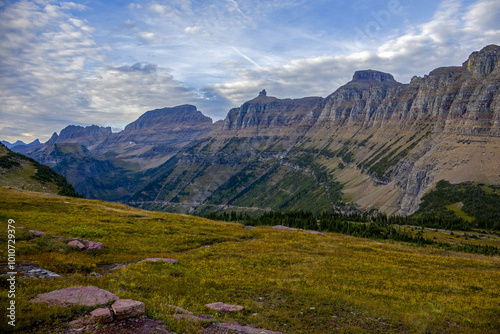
[124,105,213,132]
[352,70,396,84]
[463,44,500,77]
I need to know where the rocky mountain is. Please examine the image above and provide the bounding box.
[13,45,500,216]
[128,45,500,215]
[46,125,112,149]
[0,143,79,197]
[15,105,216,201]
[2,139,42,151]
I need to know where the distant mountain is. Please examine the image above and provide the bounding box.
[14,45,500,217]
[1,139,41,150]
[0,143,80,197]
[14,105,216,200]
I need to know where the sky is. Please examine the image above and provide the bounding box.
[1,0,499,143]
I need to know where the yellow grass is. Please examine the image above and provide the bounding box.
[0,187,499,333]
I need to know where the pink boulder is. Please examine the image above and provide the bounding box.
[30,286,119,307]
[29,230,45,236]
[91,307,113,323]
[85,240,104,251]
[112,299,145,320]
[67,240,86,249]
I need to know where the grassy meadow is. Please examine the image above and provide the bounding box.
[1,187,499,333]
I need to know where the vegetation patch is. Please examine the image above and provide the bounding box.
[414,180,500,230]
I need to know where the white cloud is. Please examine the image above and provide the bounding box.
[208,0,500,108]
[1,0,500,144]
[184,26,202,34]
[464,0,500,32]
[149,3,167,15]
[138,31,155,40]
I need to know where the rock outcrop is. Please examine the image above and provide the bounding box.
[30,286,119,307]
[46,125,112,149]
[205,302,244,312]
[31,286,146,325]
[91,308,114,324]
[112,299,145,320]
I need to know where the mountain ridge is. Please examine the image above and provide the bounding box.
[10,45,500,216]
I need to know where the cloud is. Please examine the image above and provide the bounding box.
[138,31,155,40]
[0,1,224,142]
[1,0,499,144]
[0,0,103,141]
[208,0,500,107]
[184,26,202,34]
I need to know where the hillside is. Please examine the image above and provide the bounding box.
[0,188,499,333]
[129,45,500,216]
[13,45,500,216]
[0,143,79,197]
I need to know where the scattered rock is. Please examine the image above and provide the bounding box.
[244,226,256,230]
[303,230,324,235]
[205,302,244,312]
[29,230,45,236]
[15,226,26,229]
[140,258,179,264]
[91,308,113,324]
[64,315,173,334]
[169,303,283,334]
[112,299,145,320]
[85,240,104,252]
[68,240,86,249]
[30,286,119,307]
[19,265,60,279]
[110,264,128,270]
[272,225,297,231]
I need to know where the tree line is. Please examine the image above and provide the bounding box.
[201,210,500,256]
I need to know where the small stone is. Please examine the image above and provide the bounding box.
[91,308,113,323]
[68,240,86,249]
[205,302,244,312]
[112,299,145,320]
[29,230,45,236]
[85,240,104,251]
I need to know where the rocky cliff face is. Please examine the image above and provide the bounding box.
[222,92,324,136]
[17,45,500,215]
[17,105,216,199]
[46,125,112,149]
[129,45,500,216]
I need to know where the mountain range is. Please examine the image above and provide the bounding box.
[11,45,500,216]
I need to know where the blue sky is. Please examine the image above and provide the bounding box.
[1,0,499,143]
